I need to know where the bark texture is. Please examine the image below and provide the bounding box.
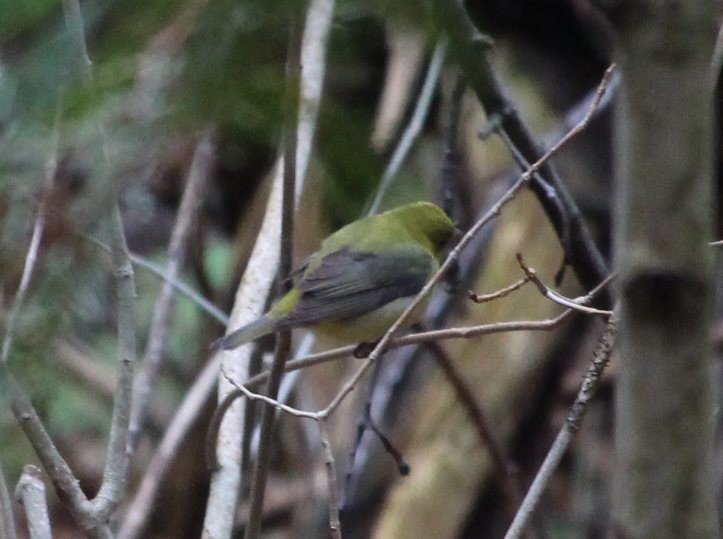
[612,1,719,537]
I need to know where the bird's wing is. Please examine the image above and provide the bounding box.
[279,246,433,326]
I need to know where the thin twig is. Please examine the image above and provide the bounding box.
[1,95,62,364]
[93,198,137,522]
[516,254,613,316]
[208,272,614,434]
[0,460,17,539]
[504,316,617,539]
[367,40,448,215]
[15,465,52,539]
[316,64,614,420]
[83,234,228,325]
[3,366,108,536]
[128,131,215,453]
[319,419,342,539]
[203,0,333,535]
[207,269,615,452]
[468,277,530,303]
[61,0,138,523]
[222,368,316,420]
[435,0,612,304]
[425,339,523,521]
[243,9,301,538]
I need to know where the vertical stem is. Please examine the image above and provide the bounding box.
[15,465,52,539]
[0,461,17,539]
[243,9,301,539]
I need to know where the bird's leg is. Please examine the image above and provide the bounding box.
[353,340,379,358]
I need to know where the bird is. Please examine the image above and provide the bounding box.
[212,201,455,350]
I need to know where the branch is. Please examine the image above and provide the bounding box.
[515,254,613,316]
[317,64,613,420]
[433,0,612,304]
[128,131,214,453]
[3,367,106,536]
[244,9,301,536]
[0,96,62,364]
[367,40,447,214]
[504,316,617,539]
[0,460,17,539]
[15,465,52,539]
[203,0,334,535]
[207,270,614,459]
[83,234,228,325]
[65,0,138,524]
[425,339,523,520]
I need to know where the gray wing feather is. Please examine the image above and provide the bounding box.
[280,247,432,326]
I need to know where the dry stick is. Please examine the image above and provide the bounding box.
[0,96,62,365]
[435,0,611,305]
[469,277,530,303]
[128,131,215,453]
[244,11,301,538]
[425,339,523,520]
[368,39,447,214]
[515,254,613,317]
[94,191,137,523]
[0,461,17,539]
[3,369,103,535]
[64,0,137,526]
[319,419,342,539]
[504,317,617,539]
[207,311,580,453]
[15,465,52,539]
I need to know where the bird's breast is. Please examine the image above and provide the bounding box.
[312,295,429,344]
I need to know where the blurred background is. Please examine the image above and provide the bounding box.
[0,0,682,537]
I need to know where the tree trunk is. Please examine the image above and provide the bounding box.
[612,1,719,537]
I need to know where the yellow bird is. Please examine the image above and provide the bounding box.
[212,201,455,349]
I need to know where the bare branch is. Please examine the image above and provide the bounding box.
[0,460,17,539]
[504,316,617,539]
[516,254,613,316]
[203,0,334,535]
[434,0,612,302]
[83,234,228,325]
[468,277,530,303]
[15,465,52,539]
[367,40,447,214]
[1,95,62,364]
[128,131,215,453]
[319,419,342,539]
[3,367,107,536]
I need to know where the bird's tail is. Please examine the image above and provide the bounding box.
[211,315,277,351]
